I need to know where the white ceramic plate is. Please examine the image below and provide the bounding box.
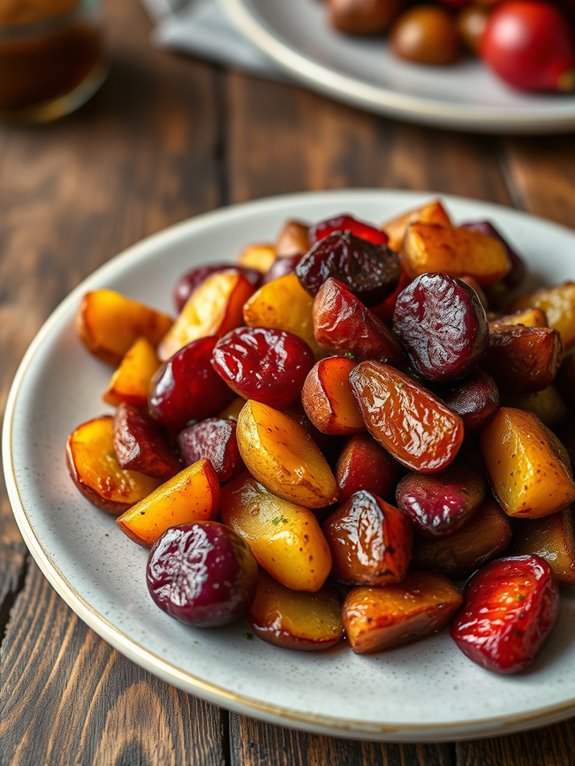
[223,0,575,133]
[4,190,575,742]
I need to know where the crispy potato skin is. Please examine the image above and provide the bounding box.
[481,407,575,519]
[221,475,333,592]
[343,570,462,654]
[66,415,162,516]
[116,459,220,547]
[236,400,338,509]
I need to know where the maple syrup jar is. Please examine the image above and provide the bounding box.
[0,0,106,123]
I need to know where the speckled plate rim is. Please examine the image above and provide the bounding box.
[222,0,575,134]
[4,189,575,742]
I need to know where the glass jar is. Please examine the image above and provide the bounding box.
[0,0,107,123]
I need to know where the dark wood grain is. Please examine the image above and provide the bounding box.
[1,0,575,764]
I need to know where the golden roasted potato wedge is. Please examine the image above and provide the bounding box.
[238,243,276,272]
[243,273,322,357]
[510,507,575,585]
[66,415,162,516]
[342,571,462,654]
[221,475,333,591]
[511,282,575,348]
[76,290,173,365]
[481,407,575,518]
[236,400,338,509]
[489,307,548,331]
[116,458,219,547]
[248,570,343,651]
[402,222,511,286]
[158,270,254,361]
[383,199,452,253]
[103,336,160,407]
[502,385,568,429]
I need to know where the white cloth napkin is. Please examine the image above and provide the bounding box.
[141,0,285,79]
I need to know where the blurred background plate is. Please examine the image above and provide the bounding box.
[223,0,575,133]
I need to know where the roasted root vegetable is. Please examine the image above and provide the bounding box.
[248,569,344,650]
[236,399,338,509]
[77,289,173,365]
[510,507,575,585]
[350,361,464,473]
[395,464,486,538]
[402,222,511,286]
[511,282,575,348]
[412,499,513,577]
[450,555,560,674]
[243,273,322,356]
[335,433,401,502]
[481,407,575,518]
[301,356,364,435]
[147,521,258,627]
[343,570,463,654]
[158,270,254,361]
[116,459,220,547]
[66,415,162,515]
[103,336,160,407]
[382,199,452,253]
[113,403,181,480]
[221,475,333,592]
[323,490,413,585]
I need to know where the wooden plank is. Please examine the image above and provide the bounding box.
[230,716,454,766]
[503,135,575,225]
[226,73,513,205]
[456,721,575,766]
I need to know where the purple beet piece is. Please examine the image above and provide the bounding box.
[395,465,486,538]
[262,253,302,284]
[393,273,489,383]
[114,403,181,479]
[178,418,243,482]
[296,230,400,305]
[442,370,500,432]
[147,521,258,627]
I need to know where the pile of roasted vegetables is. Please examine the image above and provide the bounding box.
[67,199,575,674]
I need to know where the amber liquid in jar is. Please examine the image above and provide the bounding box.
[0,0,106,122]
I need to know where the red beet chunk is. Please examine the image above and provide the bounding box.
[148,336,234,431]
[336,433,401,502]
[212,326,315,410]
[147,521,258,627]
[442,370,500,432]
[310,213,389,246]
[460,220,526,290]
[313,278,405,367]
[450,554,559,674]
[395,464,486,538]
[393,273,489,383]
[178,418,243,482]
[174,264,261,311]
[297,231,400,305]
[113,403,181,479]
[263,254,302,284]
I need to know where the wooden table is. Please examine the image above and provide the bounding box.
[1,2,575,763]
